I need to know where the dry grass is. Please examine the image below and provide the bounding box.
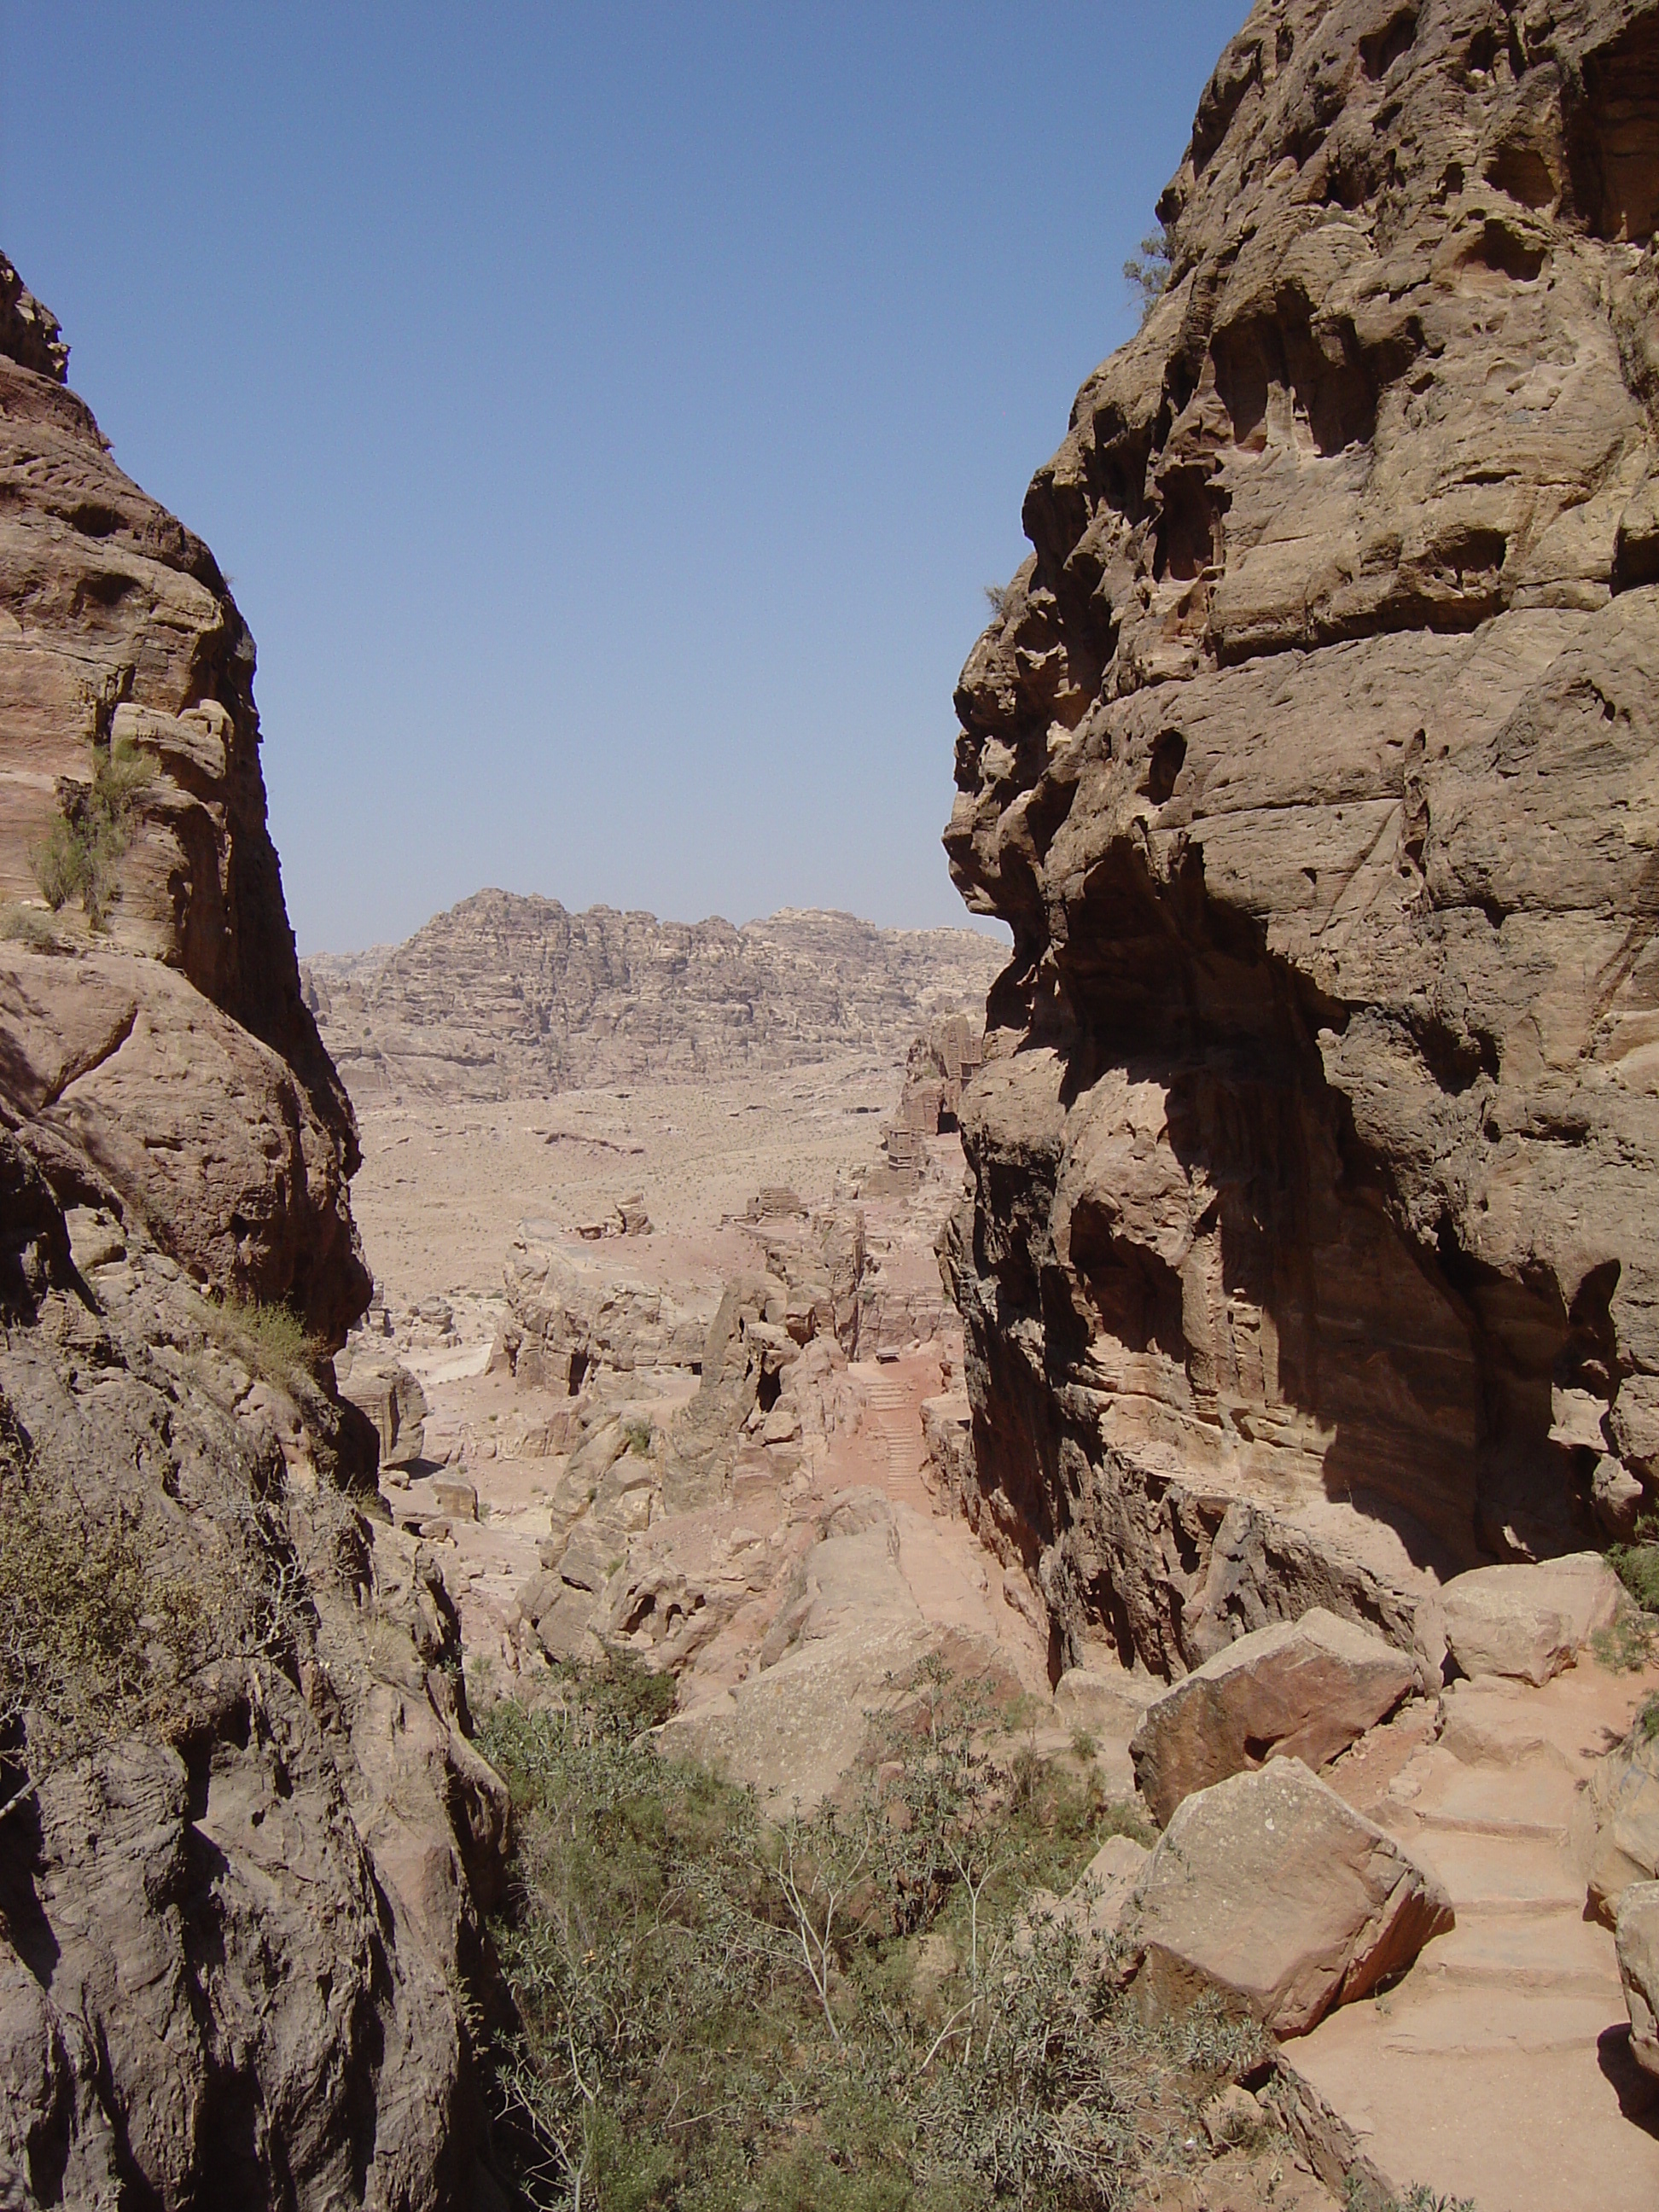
[195,1292,323,1394]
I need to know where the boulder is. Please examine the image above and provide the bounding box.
[1582,1715,1659,1924]
[1616,1881,1659,2081]
[658,1622,936,1814]
[1122,1760,1454,2039]
[1072,1831,1150,1946]
[1129,1609,1417,1825]
[1441,1554,1623,1685]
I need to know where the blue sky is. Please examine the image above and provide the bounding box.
[2,3,1243,952]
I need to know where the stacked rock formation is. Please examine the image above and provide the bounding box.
[0,259,504,2208]
[303,891,1004,1102]
[941,0,1659,1676]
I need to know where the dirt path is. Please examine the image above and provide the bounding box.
[1305,1662,1659,2209]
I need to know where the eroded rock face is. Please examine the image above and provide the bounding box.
[940,0,1659,1678]
[304,893,1004,1103]
[1581,1708,1659,1921]
[0,253,366,1342]
[1616,1878,1659,2077]
[0,263,498,2209]
[0,1145,507,2210]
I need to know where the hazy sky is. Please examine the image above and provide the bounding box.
[3,3,1242,952]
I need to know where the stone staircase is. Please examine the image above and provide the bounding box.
[853,1365,936,1511]
[1295,1664,1659,2209]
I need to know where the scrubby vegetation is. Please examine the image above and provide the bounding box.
[1122,225,1174,325]
[195,1290,323,1394]
[31,733,154,927]
[0,1395,304,1825]
[0,901,63,951]
[1347,2186,1476,2212]
[0,1423,206,1806]
[1594,1514,1659,1672]
[1609,1514,1659,1614]
[480,1654,1264,2211]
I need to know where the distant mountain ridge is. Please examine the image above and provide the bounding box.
[302,888,1006,1099]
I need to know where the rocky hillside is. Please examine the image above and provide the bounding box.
[942,0,1659,1677]
[303,890,1005,1100]
[0,257,505,2209]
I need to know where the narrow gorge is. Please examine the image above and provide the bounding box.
[3,0,1659,2205]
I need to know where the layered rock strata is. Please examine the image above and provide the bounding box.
[941,0,1659,1677]
[304,894,1005,1103]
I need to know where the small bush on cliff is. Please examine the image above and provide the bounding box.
[1608,1515,1659,1615]
[1123,224,1175,324]
[480,1659,1266,2210]
[0,1402,301,1821]
[196,1292,323,1394]
[30,735,153,928]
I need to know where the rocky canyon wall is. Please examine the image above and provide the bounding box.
[0,259,504,2209]
[0,253,366,1341]
[942,0,1659,1679]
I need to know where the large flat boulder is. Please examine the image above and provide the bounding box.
[1441,1554,1623,1685]
[1122,1760,1454,2039]
[1129,1608,1417,1825]
[1617,1881,1659,2080]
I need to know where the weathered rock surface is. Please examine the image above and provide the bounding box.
[1123,1758,1454,2036]
[1580,1706,1659,1920]
[1616,1878,1659,2077]
[0,260,502,2209]
[939,0,1659,1680]
[1130,1605,1417,1824]
[1053,1662,1161,1743]
[0,253,366,1342]
[0,1145,507,2210]
[305,893,1004,1103]
[1441,1551,1622,1682]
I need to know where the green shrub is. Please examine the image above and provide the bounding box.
[1592,1609,1658,1673]
[1608,1516,1659,1615]
[29,736,154,928]
[481,1659,1271,2210]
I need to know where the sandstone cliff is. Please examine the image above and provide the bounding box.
[303,890,1005,1102]
[0,253,366,1342]
[942,0,1659,1678]
[0,259,504,2209]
